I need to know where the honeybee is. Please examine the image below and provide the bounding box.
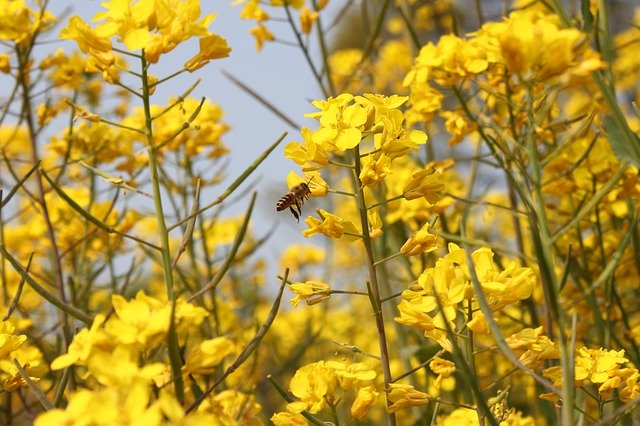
[276,181,312,222]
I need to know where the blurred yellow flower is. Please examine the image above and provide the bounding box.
[271,411,308,425]
[249,23,274,51]
[403,165,445,203]
[400,222,441,256]
[387,383,430,413]
[300,7,318,34]
[0,321,27,359]
[429,357,456,388]
[288,361,337,414]
[351,385,379,420]
[183,337,236,376]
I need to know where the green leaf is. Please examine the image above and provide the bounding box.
[603,115,640,168]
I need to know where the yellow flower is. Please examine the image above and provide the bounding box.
[303,209,360,241]
[620,369,640,403]
[351,385,379,420]
[184,34,231,71]
[288,361,338,414]
[60,16,113,59]
[34,385,161,426]
[249,23,274,51]
[3,363,39,391]
[288,280,331,308]
[325,361,376,390]
[50,314,111,370]
[0,53,10,73]
[403,165,445,203]
[387,383,430,413]
[104,292,208,349]
[441,108,477,146]
[300,7,318,34]
[368,210,383,239]
[506,327,559,369]
[183,337,236,376]
[307,94,368,151]
[394,299,452,352]
[285,127,329,172]
[574,347,628,396]
[0,0,56,45]
[438,407,480,425]
[271,411,308,426]
[467,311,490,334]
[400,222,441,256]
[360,153,392,187]
[0,321,27,358]
[280,244,325,271]
[471,247,535,311]
[85,346,165,387]
[429,357,456,388]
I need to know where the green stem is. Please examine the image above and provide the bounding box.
[352,146,396,426]
[139,52,184,403]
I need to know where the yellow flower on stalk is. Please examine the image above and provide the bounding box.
[307,94,368,151]
[185,33,232,71]
[183,337,236,376]
[328,49,364,91]
[50,314,111,370]
[34,385,162,426]
[402,165,445,203]
[360,153,392,187]
[400,222,441,256]
[368,210,383,239]
[288,280,331,308]
[0,321,27,359]
[300,7,318,34]
[438,407,479,425]
[105,291,208,349]
[471,247,535,311]
[505,327,559,369]
[271,411,308,425]
[441,108,477,146]
[394,299,452,352]
[303,209,360,241]
[3,363,39,391]
[351,385,379,420]
[279,244,325,272]
[325,361,376,390]
[85,346,165,387]
[387,383,430,413]
[429,357,456,388]
[61,0,229,69]
[287,361,338,414]
[620,369,640,403]
[0,0,56,46]
[285,127,329,172]
[575,348,628,391]
[249,24,274,51]
[60,16,115,66]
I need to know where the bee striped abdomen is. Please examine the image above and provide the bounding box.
[276,183,311,222]
[276,193,297,211]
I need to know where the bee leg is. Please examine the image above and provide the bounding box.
[289,206,300,222]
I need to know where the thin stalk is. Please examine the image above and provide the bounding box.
[352,146,396,426]
[139,52,184,403]
[16,42,71,346]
